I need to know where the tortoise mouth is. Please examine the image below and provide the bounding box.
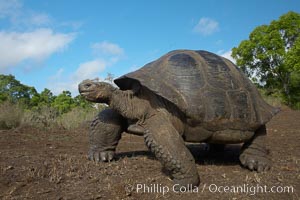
[78,86,94,93]
[79,91,94,97]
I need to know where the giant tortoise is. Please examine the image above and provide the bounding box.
[78,50,279,187]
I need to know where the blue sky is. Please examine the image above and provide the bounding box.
[1,0,299,95]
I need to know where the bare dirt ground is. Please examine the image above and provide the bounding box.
[0,107,299,200]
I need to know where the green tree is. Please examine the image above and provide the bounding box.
[39,88,56,106]
[52,90,76,114]
[232,11,300,107]
[29,88,57,109]
[0,74,38,107]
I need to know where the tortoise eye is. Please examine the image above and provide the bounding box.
[85,83,92,88]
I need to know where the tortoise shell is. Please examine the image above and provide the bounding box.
[114,50,278,131]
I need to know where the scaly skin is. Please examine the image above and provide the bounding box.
[88,108,125,162]
[144,125,199,188]
[239,125,272,172]
[141,104,200,187]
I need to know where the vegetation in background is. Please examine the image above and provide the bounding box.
[0,74,38,108]
[0,101,23,129]
[0,74,101,130]
[232,11,300,109]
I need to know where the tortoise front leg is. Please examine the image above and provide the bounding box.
[239,125,272,172]
[143,114,200,188]
[89,108,125,162]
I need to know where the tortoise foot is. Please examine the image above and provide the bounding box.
[173,172,200,191]
[239,146,271,172]
[88,148,115,162]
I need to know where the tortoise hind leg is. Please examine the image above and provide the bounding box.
[143,114,200,188]
[239,125,271,172]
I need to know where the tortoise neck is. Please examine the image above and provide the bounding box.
[110,89,148,120]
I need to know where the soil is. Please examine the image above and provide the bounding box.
[0,107,299,200]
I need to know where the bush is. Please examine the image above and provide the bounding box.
[259,89,283,108]
[0,101,23,129]
[21,106,59,129]
[21,105,104,131]
[292,102,300,110]
[57,107,101,130]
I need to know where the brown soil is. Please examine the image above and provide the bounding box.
[0,108,299,200]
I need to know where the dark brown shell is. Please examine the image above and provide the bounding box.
[114,50,278,130]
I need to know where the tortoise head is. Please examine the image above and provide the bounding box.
[78,79,115,104]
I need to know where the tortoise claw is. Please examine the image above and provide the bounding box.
[239,152,271,172]
[88,149,115,162]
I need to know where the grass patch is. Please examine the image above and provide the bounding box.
[259,89,283,108]
[57,107,100,130]
[22,106,60,129]
[21,106,103,131]
[0,101,23,130]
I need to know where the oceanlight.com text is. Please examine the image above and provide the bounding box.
[125,183,295,196]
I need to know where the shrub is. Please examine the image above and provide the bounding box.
[259,89,283,108]
[0,101,23,129]
[292,102,300,110]
[57,107,101,130]
[21,106,59,129]
[21,105,105,130]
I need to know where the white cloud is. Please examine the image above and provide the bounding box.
[0,0,53,27]
[91,41,125,66]
[193,17,219,36]
[72,59,106,81]
[0,28,75,72]
[29,13,52,26]
[0,0,82,94]
[0,0,21,19]
[47,40,124,95]
[59,20,84,30]
[48,60,107,95]
[219,50,236,64]
[92,41,124,56]
[49,81,77,96]
[49,68,64,80]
